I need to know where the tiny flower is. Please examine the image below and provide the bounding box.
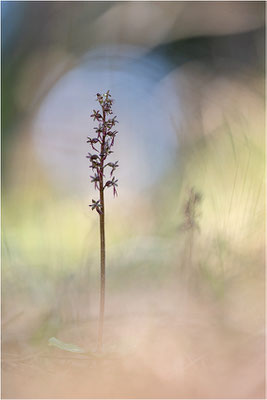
[87,137,98,144]
[87,137,99,151]
[89,199,102,214]
[103,104,111,112]
[107,130,118,137]
[86,153,99,161]
[106,130,118,145]
[112,181,118,197]
[106,161,119,176]
[105,177,118,196]
[99,140,113,159]
[106,118,118,129]
[91,161,101,169]
[87,153,100,169]
[94,124,104,137]
[90,110,102,121]
[96,93,103,103]
[90,173,100,189]
[104,90,111,98]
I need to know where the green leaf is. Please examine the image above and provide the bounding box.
[48,337,86,353]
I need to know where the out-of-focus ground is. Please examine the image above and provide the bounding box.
[2,276,265,398]
[1,2,265,399]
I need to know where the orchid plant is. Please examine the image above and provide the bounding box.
[181,187,202,232]
[87,91,119,352]
[180,187,202,278]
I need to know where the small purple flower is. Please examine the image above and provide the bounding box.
[90,174,100,189]
[87,137,99,151]
[105,161,119,176]
[89,199,102,214]
[90,110,102,121]
[105,177,118,197]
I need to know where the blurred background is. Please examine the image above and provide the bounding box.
[2,1,265,399]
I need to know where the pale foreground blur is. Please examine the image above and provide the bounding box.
[2,2,265,399]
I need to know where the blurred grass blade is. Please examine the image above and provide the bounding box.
[48,337,86,353]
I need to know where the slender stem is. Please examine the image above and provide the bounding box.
[97,184,105,352]
[97,109,106,352]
